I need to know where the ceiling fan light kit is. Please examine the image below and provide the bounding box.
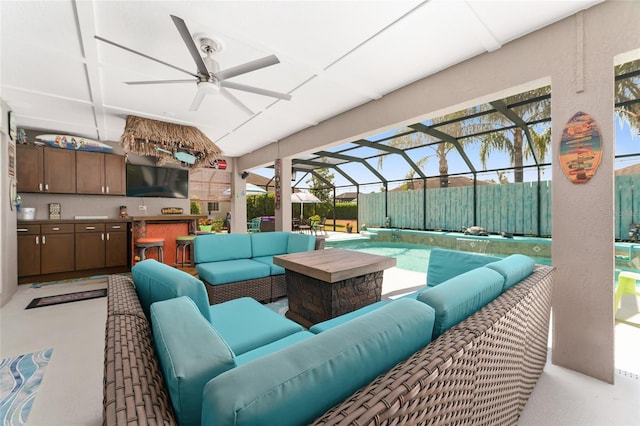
[95,14,291,115]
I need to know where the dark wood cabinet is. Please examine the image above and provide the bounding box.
[76,152,125,195]
[40,224,75,274]
[17,224,41,276]
[105,223,128,267]
[16,145,76,193]
[75,223,106,270]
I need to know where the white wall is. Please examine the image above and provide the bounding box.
[238,1,640,382]
[1,98,18,306]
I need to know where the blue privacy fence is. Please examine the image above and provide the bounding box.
[359,175,639,239]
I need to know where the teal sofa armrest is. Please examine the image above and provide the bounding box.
[194,233,252,263]
[287,232,316,253]
[427,248,501,287]
[132,259,211,322]
[202,299,435,426]
[151,297,235,426]
[485,254,535,290]
[418,267,504,338]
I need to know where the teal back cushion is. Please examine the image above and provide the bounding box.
[250,232,290,257]
[418,267,504,338]
[427,248,501,287]
[194,233,252,263]
[151,297,236,426]
[131,259,211,322]
[287,232,316,253]
[485,254,535,290]
[201,299,435,426]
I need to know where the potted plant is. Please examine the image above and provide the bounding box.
[198,218,213,232]
[346,222,353,233]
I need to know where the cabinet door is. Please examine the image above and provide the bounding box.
[76,151,105,194]
[44,148,76,193]
[17,228,41,277]
[16,145,43,192]
[104,154,126,195]
[41,233,75,274]
[75,232,106,270]
[105,231,128,267]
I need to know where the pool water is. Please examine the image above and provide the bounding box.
[325,241,552,273]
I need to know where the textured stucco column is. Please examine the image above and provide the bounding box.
[550,12,615,383]
[274,157,292,232]
[229,158,248,234]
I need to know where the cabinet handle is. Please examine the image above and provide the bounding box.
[17,228,29,232]
[39,183,43,191]
[101,186,105,193]
[106,233,110,241]
[42,236,46,244]
[35,236,39,245]
[52,227,60,231]
[85,226,96,230]
[45,184,49,191]
[111,225,121,229]
[102,233,105,241]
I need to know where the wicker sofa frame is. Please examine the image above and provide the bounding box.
[104,265,554,425]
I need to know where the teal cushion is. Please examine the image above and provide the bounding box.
[251,256,286,275]
[201,299,435,426]
[287,232,316,253]
[209,297,303,355]
[151,297,235,426]
[309,301,389,333]
[194,233,252,263]
[485,254,535,290]
[196,259,270,285]
[427,248,501,287]
[418,267,504,338]
[251,232,289,257]
[235,331,314,365]
[131,259,211,322]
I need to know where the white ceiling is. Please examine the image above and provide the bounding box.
[1,0,602,158]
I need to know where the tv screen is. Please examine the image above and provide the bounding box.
[126,164,189,198]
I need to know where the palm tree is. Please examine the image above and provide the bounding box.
[615,60,640,137]
[473,87,552,182]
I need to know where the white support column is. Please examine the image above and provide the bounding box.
[550,13,615,383]
[229,158,248,234]
[274,158,292,231]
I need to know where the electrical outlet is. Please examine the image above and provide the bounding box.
[138,205,147,211]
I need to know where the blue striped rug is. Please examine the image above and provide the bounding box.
[0,348,53,426]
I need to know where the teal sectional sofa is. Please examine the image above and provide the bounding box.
[193,232,316,304]
[103,249,555,425]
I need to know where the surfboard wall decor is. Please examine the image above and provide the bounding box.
[36,134,113,152]
[559,112,602,184]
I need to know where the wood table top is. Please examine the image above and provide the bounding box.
[273,248,396,283]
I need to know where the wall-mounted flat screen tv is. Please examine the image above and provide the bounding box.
[126,164,189,198]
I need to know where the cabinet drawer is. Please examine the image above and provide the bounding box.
[75,223,106,233]
[41,223,74,234]
[106,222,127,232]
[17,224,40,235]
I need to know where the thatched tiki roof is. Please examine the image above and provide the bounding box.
[120,115,222,168]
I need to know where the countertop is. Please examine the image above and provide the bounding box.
[129,215,206,221]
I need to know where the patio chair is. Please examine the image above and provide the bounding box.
[316,217,327,235]
[247,217,261,233]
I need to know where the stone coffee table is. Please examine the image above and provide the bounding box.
[273,248,396,328]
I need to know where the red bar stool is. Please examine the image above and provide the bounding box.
[135,237,165,263]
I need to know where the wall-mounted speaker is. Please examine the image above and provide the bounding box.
[241,171,249,179]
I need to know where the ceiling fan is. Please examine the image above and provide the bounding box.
[95,15,291,115]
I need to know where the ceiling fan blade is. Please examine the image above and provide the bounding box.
[170,15,210,77]
[94,35,197,78]
[214,55,280,81]
[125,79,195,85]
[221,81,291,100]
[220,88,254,116]
[189,87,207,111]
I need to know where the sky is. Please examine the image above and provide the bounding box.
[252,117,639,195]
